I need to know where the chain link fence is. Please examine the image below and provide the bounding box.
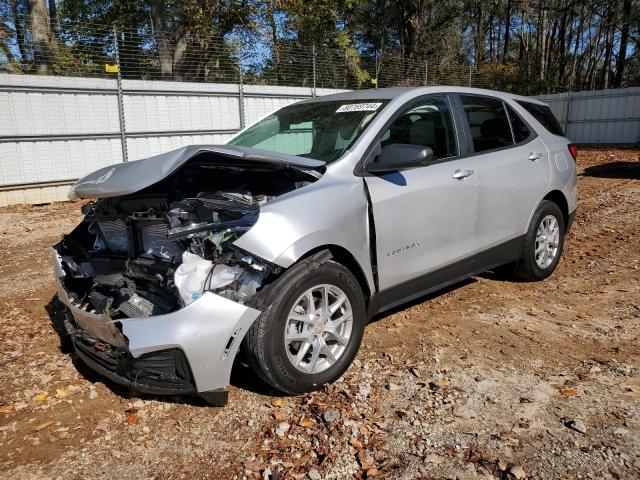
[1,15,494,90]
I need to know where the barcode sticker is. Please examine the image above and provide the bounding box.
[336,103,383,113]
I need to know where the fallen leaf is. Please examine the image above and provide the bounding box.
[34,420,55,431]
[271,399,287,408]
[34,392,49,403]
[435,378,450,388]
[350,438,364,449]
[359,452,376,470]
[272,409,287,421]
[299,417,316,428]
[126,412,140,425]
[0,405,16,414]
[466,450,481,463]
[244,460,263,472]
[55,387,70,398]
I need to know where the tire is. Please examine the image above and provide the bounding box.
[244,255,366,394]
[513,200,565,281]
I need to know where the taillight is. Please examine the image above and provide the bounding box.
[568,144,578,161]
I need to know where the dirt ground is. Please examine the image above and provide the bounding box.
[0,148,638,480]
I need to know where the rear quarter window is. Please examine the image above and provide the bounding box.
[516,101,564,136]
[505,104,533,144]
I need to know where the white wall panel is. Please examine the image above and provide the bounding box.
[244,96,301,124]
[126,133,236,161]
[0,139,122,186]
[0,73,345,204]
[123,94,240,133]
[0,91,119,136]
[535,87,640,144]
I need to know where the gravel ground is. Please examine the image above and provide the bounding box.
[0,148,638,480]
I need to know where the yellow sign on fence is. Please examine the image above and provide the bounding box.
[105,63,119,73]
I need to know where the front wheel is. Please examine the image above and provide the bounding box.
[513,200,566,281]
[244,257,366,394]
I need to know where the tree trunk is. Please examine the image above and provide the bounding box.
[150,0,174,79]
[47,0,58,40]
[11,0,28,63]
[394,0,423,65]
[268,0,280,83]
[614,0,631,87]
[584,17,600,91]
[172,35,188,81]
[502,0,512,63]
[556,2,568,89]
[538,6,547,83]
[474,3,486,65]
[601,6,615,89]
[569,7,584,91]
[27,0,53,74]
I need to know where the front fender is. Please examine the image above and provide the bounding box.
[233,173,374,292]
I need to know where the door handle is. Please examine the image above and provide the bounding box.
[452,169,474,180]
[528,152,542,161]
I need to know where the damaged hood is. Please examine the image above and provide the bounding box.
[70,145,325,199]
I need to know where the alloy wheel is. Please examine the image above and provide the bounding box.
[535,214,560,269]
[284,284,353,374]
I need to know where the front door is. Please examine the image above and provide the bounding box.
[364,95,478,298]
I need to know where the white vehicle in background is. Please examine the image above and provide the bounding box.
[53,87,577,405]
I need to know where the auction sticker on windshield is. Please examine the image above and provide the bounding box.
[336,103,383,113]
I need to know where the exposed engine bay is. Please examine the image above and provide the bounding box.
[55,154,320,320]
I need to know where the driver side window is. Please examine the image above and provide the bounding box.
[381,96,458,160]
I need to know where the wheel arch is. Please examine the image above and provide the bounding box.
[542,190,569,228]
[297,245,373,303]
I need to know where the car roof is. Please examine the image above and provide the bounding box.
[299,86,547,106]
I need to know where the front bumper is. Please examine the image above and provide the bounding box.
[52,247,261,405]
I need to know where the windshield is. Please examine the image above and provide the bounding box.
[229,100,389,163]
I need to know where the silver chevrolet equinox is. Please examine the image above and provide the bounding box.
[53,87,577,405]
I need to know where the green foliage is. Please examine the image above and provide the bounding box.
[0,0,638,93]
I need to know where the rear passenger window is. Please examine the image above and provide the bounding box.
[506,105,532,143]
[516,101,564,136]
[460,96,513,153]
[381,96,457,160]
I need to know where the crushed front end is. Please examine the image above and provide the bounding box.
[52,148,320,404]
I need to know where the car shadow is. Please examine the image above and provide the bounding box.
[580,161,640,179]
[229,351,285,398]
[367,277,477,324]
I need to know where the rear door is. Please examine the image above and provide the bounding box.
[456,95,551,252]
[364,95,478,294]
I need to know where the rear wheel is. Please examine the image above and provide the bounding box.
[513,200,565,281]
[244,257,365,394]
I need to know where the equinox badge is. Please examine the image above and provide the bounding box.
[386,241,422,257]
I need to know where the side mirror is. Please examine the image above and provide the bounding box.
[365,144,434,174]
